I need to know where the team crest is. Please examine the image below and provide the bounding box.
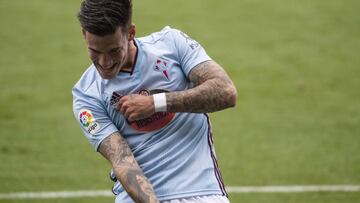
[154,58,171,81]
[78,109,100,135]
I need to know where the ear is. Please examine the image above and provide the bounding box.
[128,24,136,41]
[82,28,87,38]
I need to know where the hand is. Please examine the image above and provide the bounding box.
[117,94,155,122]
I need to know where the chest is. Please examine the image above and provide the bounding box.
[100,51,190,140]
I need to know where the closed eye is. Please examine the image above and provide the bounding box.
[110,48,121,53]
[88,47,101,54]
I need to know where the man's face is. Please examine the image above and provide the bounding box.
[83,27,130,79]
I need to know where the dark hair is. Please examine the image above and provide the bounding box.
[77,0,132,36]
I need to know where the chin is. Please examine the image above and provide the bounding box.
[100,72,116,79]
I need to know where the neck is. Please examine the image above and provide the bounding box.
[121,40,137,72]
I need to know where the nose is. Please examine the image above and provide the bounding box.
[98,54,113,69]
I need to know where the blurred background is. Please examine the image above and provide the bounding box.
[0,0,359,202]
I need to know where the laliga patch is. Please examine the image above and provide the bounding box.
[78,109,100,135]
[86,122,100,135]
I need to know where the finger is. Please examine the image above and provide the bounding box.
[116,101,122,111]
[127,115,134,122]
[116,99,123,111]
[120,102,128,114]
[119,95,128,103]
[117,96,128,110]
[124,107,132,120]
[128,112,139,122]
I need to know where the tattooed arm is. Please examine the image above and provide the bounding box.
[166,60,237,112]
[117,60,237,121]
[99,132,159,203]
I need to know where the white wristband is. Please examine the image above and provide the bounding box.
[153,93,167,112]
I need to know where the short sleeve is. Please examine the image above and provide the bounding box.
[72,85,119,151]
[170,28,212,77]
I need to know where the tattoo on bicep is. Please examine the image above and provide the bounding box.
[188,60,233,87]
[99,132,135,165]
[167,60,236,113]
[116,136,136,166]
[98,133,117,162]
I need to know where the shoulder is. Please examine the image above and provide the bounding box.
[137,26,184,45]
[72,64,101,97]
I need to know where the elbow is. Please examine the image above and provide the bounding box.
[225,84,237,108]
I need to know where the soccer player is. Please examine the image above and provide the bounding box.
[72,0,237,202]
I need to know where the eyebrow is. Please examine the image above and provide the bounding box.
[88,47,101,53]
[88,47,121,53]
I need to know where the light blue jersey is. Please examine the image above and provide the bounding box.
[72,26,227,202]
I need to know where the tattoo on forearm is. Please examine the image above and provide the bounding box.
[167,60,237,113]
[121,168,158,203]
[99,133,159,203]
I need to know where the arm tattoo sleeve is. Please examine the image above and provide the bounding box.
[99,132,159,203]
[166,60,237,113]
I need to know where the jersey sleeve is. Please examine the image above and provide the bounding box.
[72,85,119,151]
[170,28,212,77]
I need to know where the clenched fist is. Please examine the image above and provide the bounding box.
[116,94,155,122]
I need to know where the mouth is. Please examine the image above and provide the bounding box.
[97,63,119,78]
[99,63,118,72]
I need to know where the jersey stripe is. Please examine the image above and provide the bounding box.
[205,114,228,196]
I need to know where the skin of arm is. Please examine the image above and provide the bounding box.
[166,60,237,112]
[117,60,237,121]
[98,132,159,203]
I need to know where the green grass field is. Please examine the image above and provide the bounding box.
[1,0,359,202]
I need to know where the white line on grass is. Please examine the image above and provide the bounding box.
[0,185,359,199]
[0,190,112,200]
[226,185,360,193]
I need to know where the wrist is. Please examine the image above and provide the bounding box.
[153,93,167,112]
